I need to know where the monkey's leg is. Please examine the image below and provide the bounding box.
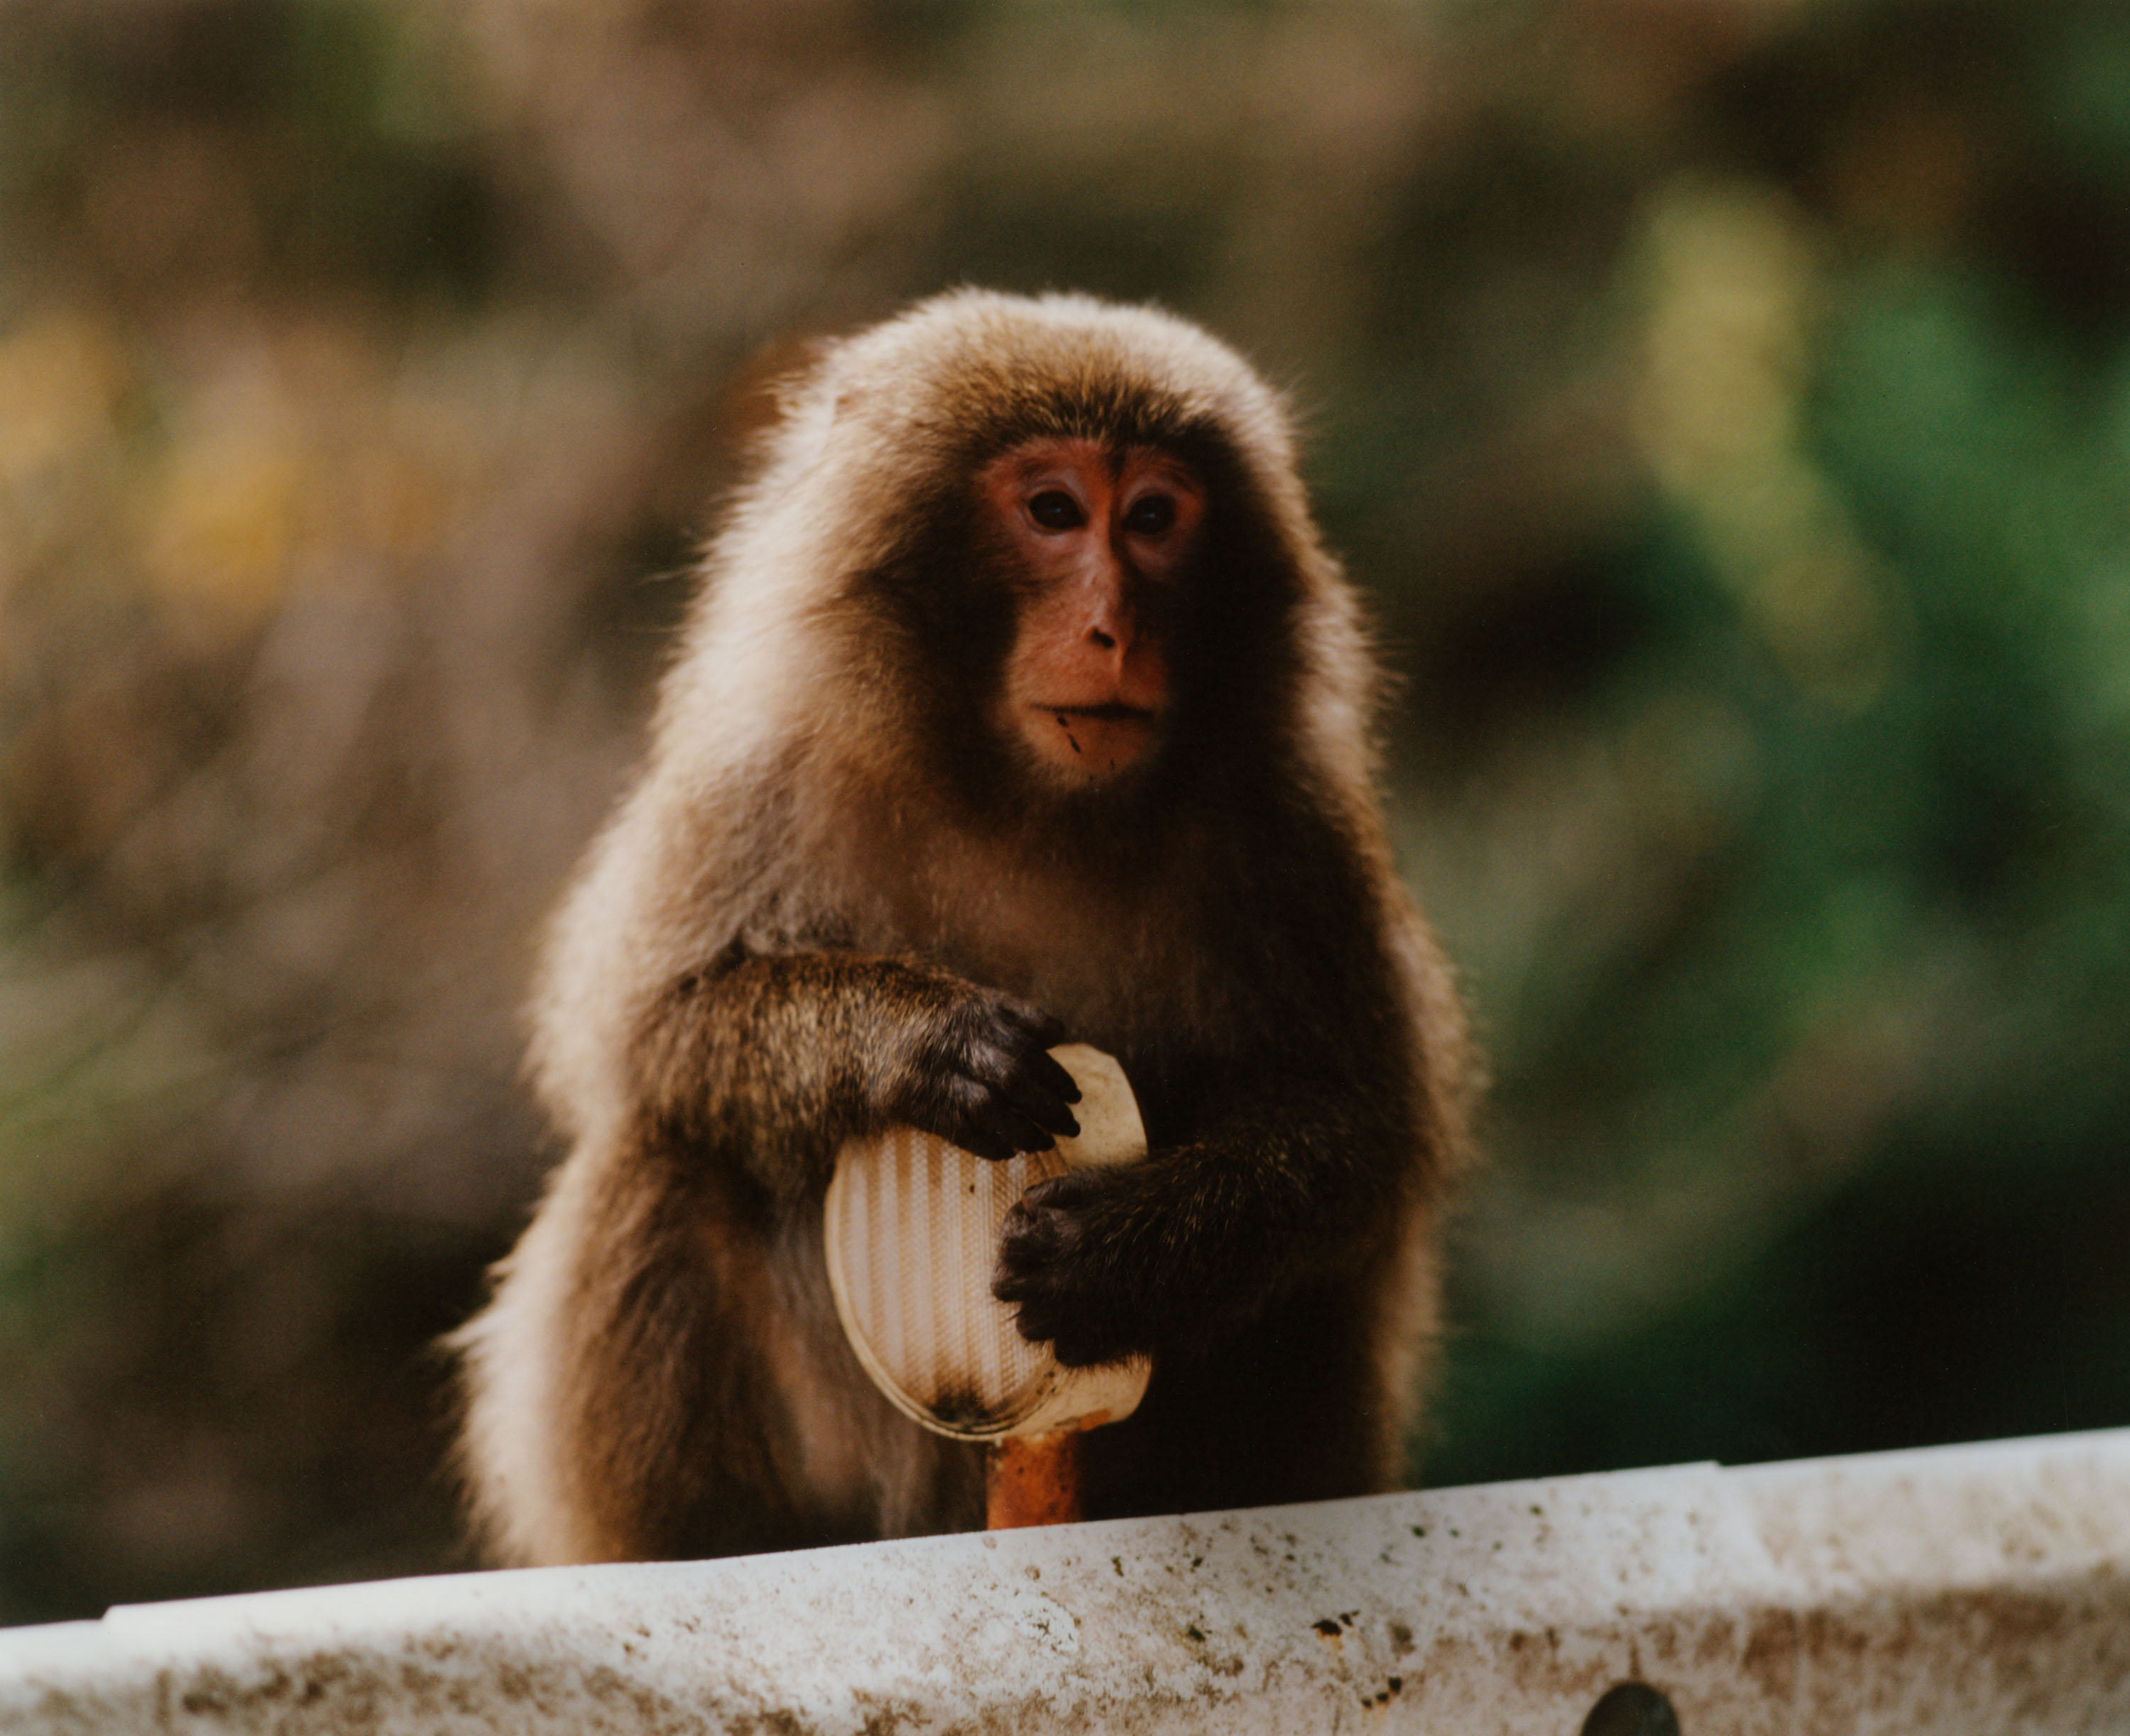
[460,1126,985,1564]
[1079,1270,1416,1519]
[463,949,1070,1563]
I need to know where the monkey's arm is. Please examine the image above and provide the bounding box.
[992,1053,1424,1367]
[631,951,1082,1197]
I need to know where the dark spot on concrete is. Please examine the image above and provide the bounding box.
[1185,1625,1206,1643]
[1741,1607,1800,1700]
[1411,1525,1426,1537]
[1389,1622,1413,1651]
[853,1690,924,1735]
[1313,1619,1342,1638]
[1359,1674,1408,1709]
[1580,1681,1681,1736]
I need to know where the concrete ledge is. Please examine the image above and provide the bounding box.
[2,1427,2126,1733]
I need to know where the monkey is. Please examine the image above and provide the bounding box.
[449,289,1475,1567]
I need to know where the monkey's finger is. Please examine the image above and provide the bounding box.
[990,988,1066,1032]
[939,1052,1066,1143]
[968,1093,1060,1157]
[948,1120,1019,1164]
[1018,1044,1083,1106]
[993,1209,1044,1294]
[984,996,1074,1062]
[1018,1170,1103,1213]
[999,1289,1102,1360]
[993,1068,1081,1140]
[962,1035,1081,1120]
[997,1189,1083,1262]
[990,1257,1049,1310]
[938,1073,1057,1159]
[916,1075,1019,1162]
[1007,1301,1065,1348]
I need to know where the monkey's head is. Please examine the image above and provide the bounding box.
[975,434,1198,786]
[692,291,1372,829]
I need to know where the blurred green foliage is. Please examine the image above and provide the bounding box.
[1433,243,2130,1479]
[0,0,2126,1624]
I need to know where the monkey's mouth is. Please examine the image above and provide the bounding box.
[1037,703,1158,722]
[1022,702,1161,776]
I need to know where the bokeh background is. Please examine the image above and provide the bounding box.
[3,0,2128,1625]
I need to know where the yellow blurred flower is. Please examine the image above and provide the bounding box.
[141,430,306,618]
[0,312,129,491]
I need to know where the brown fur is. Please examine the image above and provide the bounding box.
[450,290,1475,1566]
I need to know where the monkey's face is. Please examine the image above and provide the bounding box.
[978,437,1202,787]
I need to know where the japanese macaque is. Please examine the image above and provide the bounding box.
[450,290,1475,1566]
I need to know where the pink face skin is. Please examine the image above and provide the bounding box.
[980,437,1203,785]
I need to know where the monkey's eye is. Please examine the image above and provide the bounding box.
[1123,494,1176,536]
[1027,491,1086,530]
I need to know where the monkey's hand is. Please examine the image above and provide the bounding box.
[887,987,1082,1164]
[992,1167,1147,1366]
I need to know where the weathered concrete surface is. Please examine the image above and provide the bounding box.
[1,1428,2124,1733]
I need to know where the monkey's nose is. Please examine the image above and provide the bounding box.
[1082,596,1137,661]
